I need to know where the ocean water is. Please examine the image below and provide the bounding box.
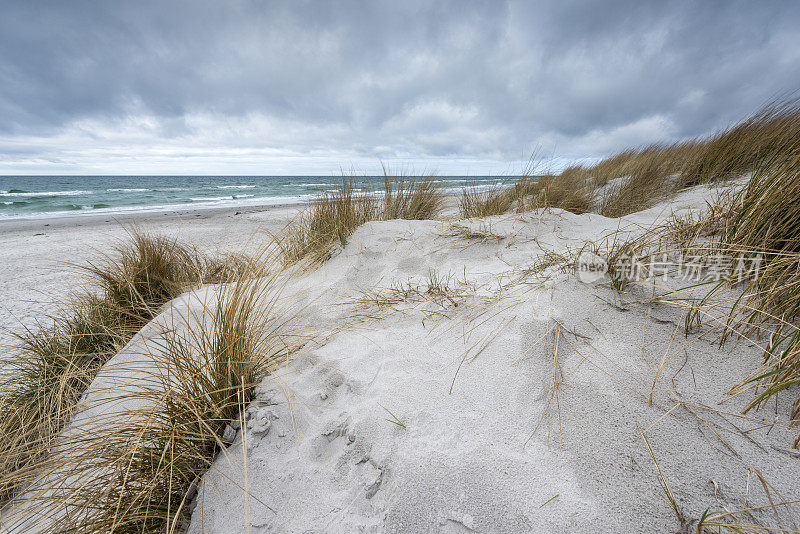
[0,175,509,220]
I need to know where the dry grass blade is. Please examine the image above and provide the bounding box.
[525,320,570,448]
[697,509,800,534]
[351,271,470,321]
[443,222,508,244]
[639,424,684,524]
[696,465,800,534]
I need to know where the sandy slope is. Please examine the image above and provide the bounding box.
[5,185,800,533]
[186,185,799,533]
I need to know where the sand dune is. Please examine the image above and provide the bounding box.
[4,183,799,533]
[186,184,800,532]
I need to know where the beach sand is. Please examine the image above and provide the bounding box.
[4,184,800,533]
[0,202,303,350]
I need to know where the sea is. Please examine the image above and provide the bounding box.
[0,175,510,220]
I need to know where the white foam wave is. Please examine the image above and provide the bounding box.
[0,190,93,197]
[218,185,256,189]
[190,196,232,202]
[0,194,315,221]
[107,188,151,192]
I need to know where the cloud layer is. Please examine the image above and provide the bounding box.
[1,1,798,174]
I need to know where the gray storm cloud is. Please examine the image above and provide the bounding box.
[0,0,798,173]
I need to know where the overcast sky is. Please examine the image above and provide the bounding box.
[1,1,798,175]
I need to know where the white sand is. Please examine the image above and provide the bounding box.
[4,185,800,533]
[0,204,301,350]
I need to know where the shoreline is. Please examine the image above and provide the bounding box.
[0,198,307,233]
[0,181,486,229]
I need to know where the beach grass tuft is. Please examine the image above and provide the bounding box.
[720,145,800,435]
[458,171,593,218]
[532,167,594,214]
[383,172,443,221]
[0,296,124,502]
[458,183,517,218]
[82,231,206,328]
[23,273,297,533]
[276,178,379,267]
[599,153,675,217]
[0,230,263,506]
[278,175,443,267]
[592,99,800,217]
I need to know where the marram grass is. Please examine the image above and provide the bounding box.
[0,230,264,508]
[595,99,800,217]
[722,145,800,438]
[278,174,444,267]
[4,272,302,533]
